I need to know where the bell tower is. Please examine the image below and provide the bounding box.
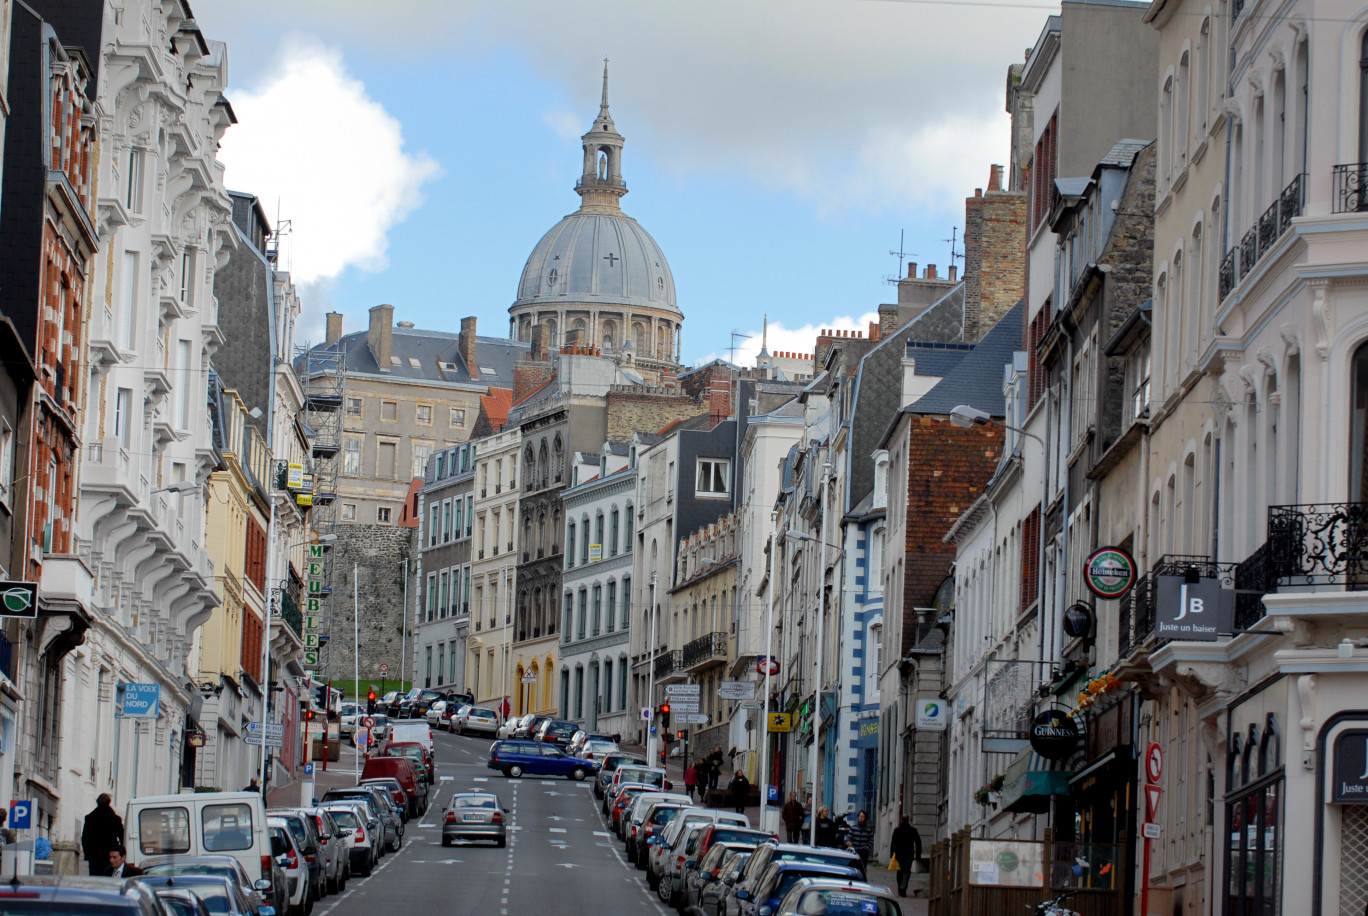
[577,60,627,213]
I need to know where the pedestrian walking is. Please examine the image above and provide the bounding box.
[684,764,698,801]
[108,844,144,878]
[846,810,875,866]
[242,777,262,794]
[890,815,923,897]
[81,793,124,876]
[814,806,839,847]
[781,791,805,843]
[728,769,750,814]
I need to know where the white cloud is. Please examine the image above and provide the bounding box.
[696,311,882,369]
[217,39,441,284]
[542,109,585,144]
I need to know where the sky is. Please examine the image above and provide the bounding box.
[200,0,1057,367]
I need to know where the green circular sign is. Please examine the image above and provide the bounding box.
[996,849,1020,873]
[1085,547,1136,600]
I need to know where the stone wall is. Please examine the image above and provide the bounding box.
[962,178,1027,344]
[319,524,415,687]
[605,389,705,442]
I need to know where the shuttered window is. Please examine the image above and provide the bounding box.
[174,340,190,428]
[119,253,136,349]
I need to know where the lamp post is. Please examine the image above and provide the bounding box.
[948,404,1052,660]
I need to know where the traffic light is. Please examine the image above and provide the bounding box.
[305,708,315,722]
[367,689,377,715]
[659,703,671,730]
[676,730,684,741]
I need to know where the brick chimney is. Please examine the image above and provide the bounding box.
[367,304,394,370]
[709,377,731,429]
[962,163,1027,343]
[325,311,343,346]
[459,316,478,372]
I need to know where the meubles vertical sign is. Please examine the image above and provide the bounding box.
[303,541,325,668]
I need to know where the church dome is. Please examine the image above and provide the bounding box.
[514,211,677,314]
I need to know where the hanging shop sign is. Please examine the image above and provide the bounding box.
[287,463,304,489]
[1084,547,1136,600]
[1332,729,1368,803]
[916,699,949,731]
[1154,576,1229,641]
[0,581,38,619]
[1029,709,1080,760]
[1062,603,1094,639]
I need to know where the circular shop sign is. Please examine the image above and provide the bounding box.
[1062,604,1094,639]
[1084,546,1137,600]
[1029,709,1081,760]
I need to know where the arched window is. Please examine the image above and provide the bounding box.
[538,441,549,489]
[581,515,591,564]
[624,503,634,550]
[602,320,616,350]
[567,523,576,569]
[552,506,562,554]
[524,446,535,488]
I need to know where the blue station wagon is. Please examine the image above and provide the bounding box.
[487,739,599,780]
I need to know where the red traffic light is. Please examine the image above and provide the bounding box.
[367,690,377,701]
[660,703,670,715]
[305,708,314,720]
[676,730,684,740]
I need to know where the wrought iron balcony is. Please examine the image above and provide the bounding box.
[1221,173,1305,300]
[1268,502,1368,588]
[654,649,683,678]
[1333,163,1368,214]
[279,589,303,638]
[682,631,729,670]
[1117,555,1234,660]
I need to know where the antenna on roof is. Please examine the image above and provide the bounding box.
[885,229,917,286]
[266,197,293,273]
[728,330,752,364]
[942,227,963,271]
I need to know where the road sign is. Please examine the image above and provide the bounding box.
[767,713,792,732]
[640,707,652,721]
[1145,784,1163,820]
[244,734,283,748]
[246,722,284,738]
[8,801,31,830]
[520,672,537,683]
[667,699,700,713]
[676,713,710,725]
[718,681,756,701]
[354,729,370,748]
[119,683,161,718]
[664,684,701,696]
[1141,822,1162,840]
[302,763,315,776]
[363,716,376,729]
[379,664,389,674]
[757,656,779,676]
[1145,742,1164,783]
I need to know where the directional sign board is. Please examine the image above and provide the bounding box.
[246,722,284,738]
[244,733,283,748]
[675,713,710,725]
[718,681,756,701]
[667,699,700,713]
[664,684,701,696]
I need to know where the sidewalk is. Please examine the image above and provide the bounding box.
[265,742,369,808]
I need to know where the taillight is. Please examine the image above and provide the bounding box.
[286,847,299,869]
[261,855,273,881]
[444,812,456,824]
[355,826,366,842]
[491,811,503,824]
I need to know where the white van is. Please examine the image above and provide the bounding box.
[386,721,432,756]
[127,791,273,886]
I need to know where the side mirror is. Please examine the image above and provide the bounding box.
[253,880,272,892]
[304,845,318,856]
[736,890,750,901]
[503,808,511,814]
[758,907,773,916]
[258,908,276,916]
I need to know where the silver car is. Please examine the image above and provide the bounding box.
[455,706,500,736]
[441,791,508,847]
[771,877,904,916]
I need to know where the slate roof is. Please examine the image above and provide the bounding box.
[300,328,529,389]
[1099,138,1150,169]
[905,300,1024,417]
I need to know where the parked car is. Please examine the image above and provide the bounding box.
[320,792,391,857]
[298,807,348,893]
[609,784,660,833]
[386,721,434,757]
[266,809,328,905]
[152,885,215,916]
[338,703,362,737]
[729,861,864,916]
[485,739,597,780]
[566,730,615,757]
[694,825,774,863]
[650,811,751,890]
[731,843,868,896]
[657,822,711,907]
[595,752,646,798]
[621,793,693,849]
[320,803,376,877]
[514,714,552,739]
[1,877,167,916]
[361,755,427,817]
[383,740,435,785]
[454,706,499,736]
[446,704,474,733]
[138,876,261,916]
[498,713,532,739]
[682,843,756,916]
[360,777,411,822]
[607,764,667,804]
[320,787,402,852]
[139,854,273,915]
[771,878,904,916]
[632,801,690,870]
[533,718,579,745]
[398,689,444,719]
[424,699,448,726]
[441,791,509,847]
[267,817,310,916]
[577,739,620,763]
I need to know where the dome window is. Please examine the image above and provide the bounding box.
[547,268,559,287]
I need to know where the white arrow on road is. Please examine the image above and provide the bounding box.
[556,863,579,869]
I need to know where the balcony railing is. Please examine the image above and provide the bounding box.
[682,631,729,669]
[1233,540,1273,630]
[1221,173,1304,300]
[1268,502,1368,588]
[653,649,683,678]
[279,590,303,638]
[1333,163,1368,214]
[1117,554,1236,660]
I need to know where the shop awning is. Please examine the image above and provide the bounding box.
[1000,748,1074,814]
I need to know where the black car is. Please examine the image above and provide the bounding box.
[399,689,444,719]
[321,786,404,851]
[0,876,164,916]
[533,718,579,745]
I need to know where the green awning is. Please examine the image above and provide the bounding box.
[999,748,1073,814]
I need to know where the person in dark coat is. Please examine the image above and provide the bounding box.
[82,793,124,876]
[108,844,144,878]
[781,792,805,843]
[814,806,840,847]
[728,770,750,814]
[890,815,923,897]
[846,811,875,866]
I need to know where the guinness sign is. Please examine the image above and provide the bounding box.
[1030,710,1080,760]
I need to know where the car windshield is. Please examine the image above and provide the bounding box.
[0,904,142,916]
[142,863,237,882]
[145,881,234,915]
[327,809,359,829]
[792,889,901,916]
[452,796,497,808]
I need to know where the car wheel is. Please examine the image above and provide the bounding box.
[570,767,586,781]
[658,875,671,903]
[507,763,524,778]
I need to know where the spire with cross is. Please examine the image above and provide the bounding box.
[577,58,627,211]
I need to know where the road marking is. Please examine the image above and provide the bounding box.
[541,780,556,785]
[594,831,612,837]
[556,862,580,869]
[548,827,567,833]
[472,777,488,782]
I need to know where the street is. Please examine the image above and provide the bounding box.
[313,729,670,916]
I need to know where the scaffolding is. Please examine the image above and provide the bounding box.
[296,339,345,671]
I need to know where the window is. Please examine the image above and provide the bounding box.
[621,576,631,629]
[563,593,573,639]
[413,443,432,478]
[624,505,633,550]
[592,585,602,635]
[415,404,433,425]
[450,407,466,427]
[172,341,191,428]
[439,572,450,620]
[180,250,195,307]
[138,807,191,855]
[0,422,14,502]
[429,505,440,547]
[466,495,473,537]
[437,644,445,685]
[427,575,437,622]
[377,506,392,524]
[606,581,616,633]
[869,527,885,590]
[594,514,604,553]
[696,459,730,496]
[610,509,620,556]
[425,647,432,685]
[125,149,145,212]
[454,498,464,540]
[377,440,397,478]
[118,252,137,349]
[115,388,133,449]
[342,503,356,521]
[1126,339,1152,424]
[443,500,453,543]
[449,641,457,683]
[381,400,397,422]
[577,590,587,639]
[462,565,470,613]
[343,438,362,475]
[346,397,362,416]
[202,804,253,852]
[567,524,576,569]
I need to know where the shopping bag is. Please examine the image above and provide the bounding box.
[888,854,900,871]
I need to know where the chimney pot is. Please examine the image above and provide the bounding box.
[907,262,916,278]
[949,265,959,282]
[325,311,343,347]
[926,264,937,280]
[987,164,1003,192]
[975,188,983,198]
[367,304,394,370]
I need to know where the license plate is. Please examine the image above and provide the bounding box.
[462,814,485,823]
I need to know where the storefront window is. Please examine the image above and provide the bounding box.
[1225,723,1283,915]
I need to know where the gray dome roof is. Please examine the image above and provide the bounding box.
[514,211,678,315]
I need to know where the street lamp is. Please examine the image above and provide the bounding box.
[948,403,1054,661]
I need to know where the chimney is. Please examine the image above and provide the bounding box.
[325,312,343,346]
[987,164,1003,192]
[367,304,394,370]
[926,265,937,280]
[530,325,545,362]
[906,262,917,278]
[709,377,731,429]
[949,265,958,282]
[459,316,478,372]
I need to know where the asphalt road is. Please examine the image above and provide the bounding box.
[313,727,671,916]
